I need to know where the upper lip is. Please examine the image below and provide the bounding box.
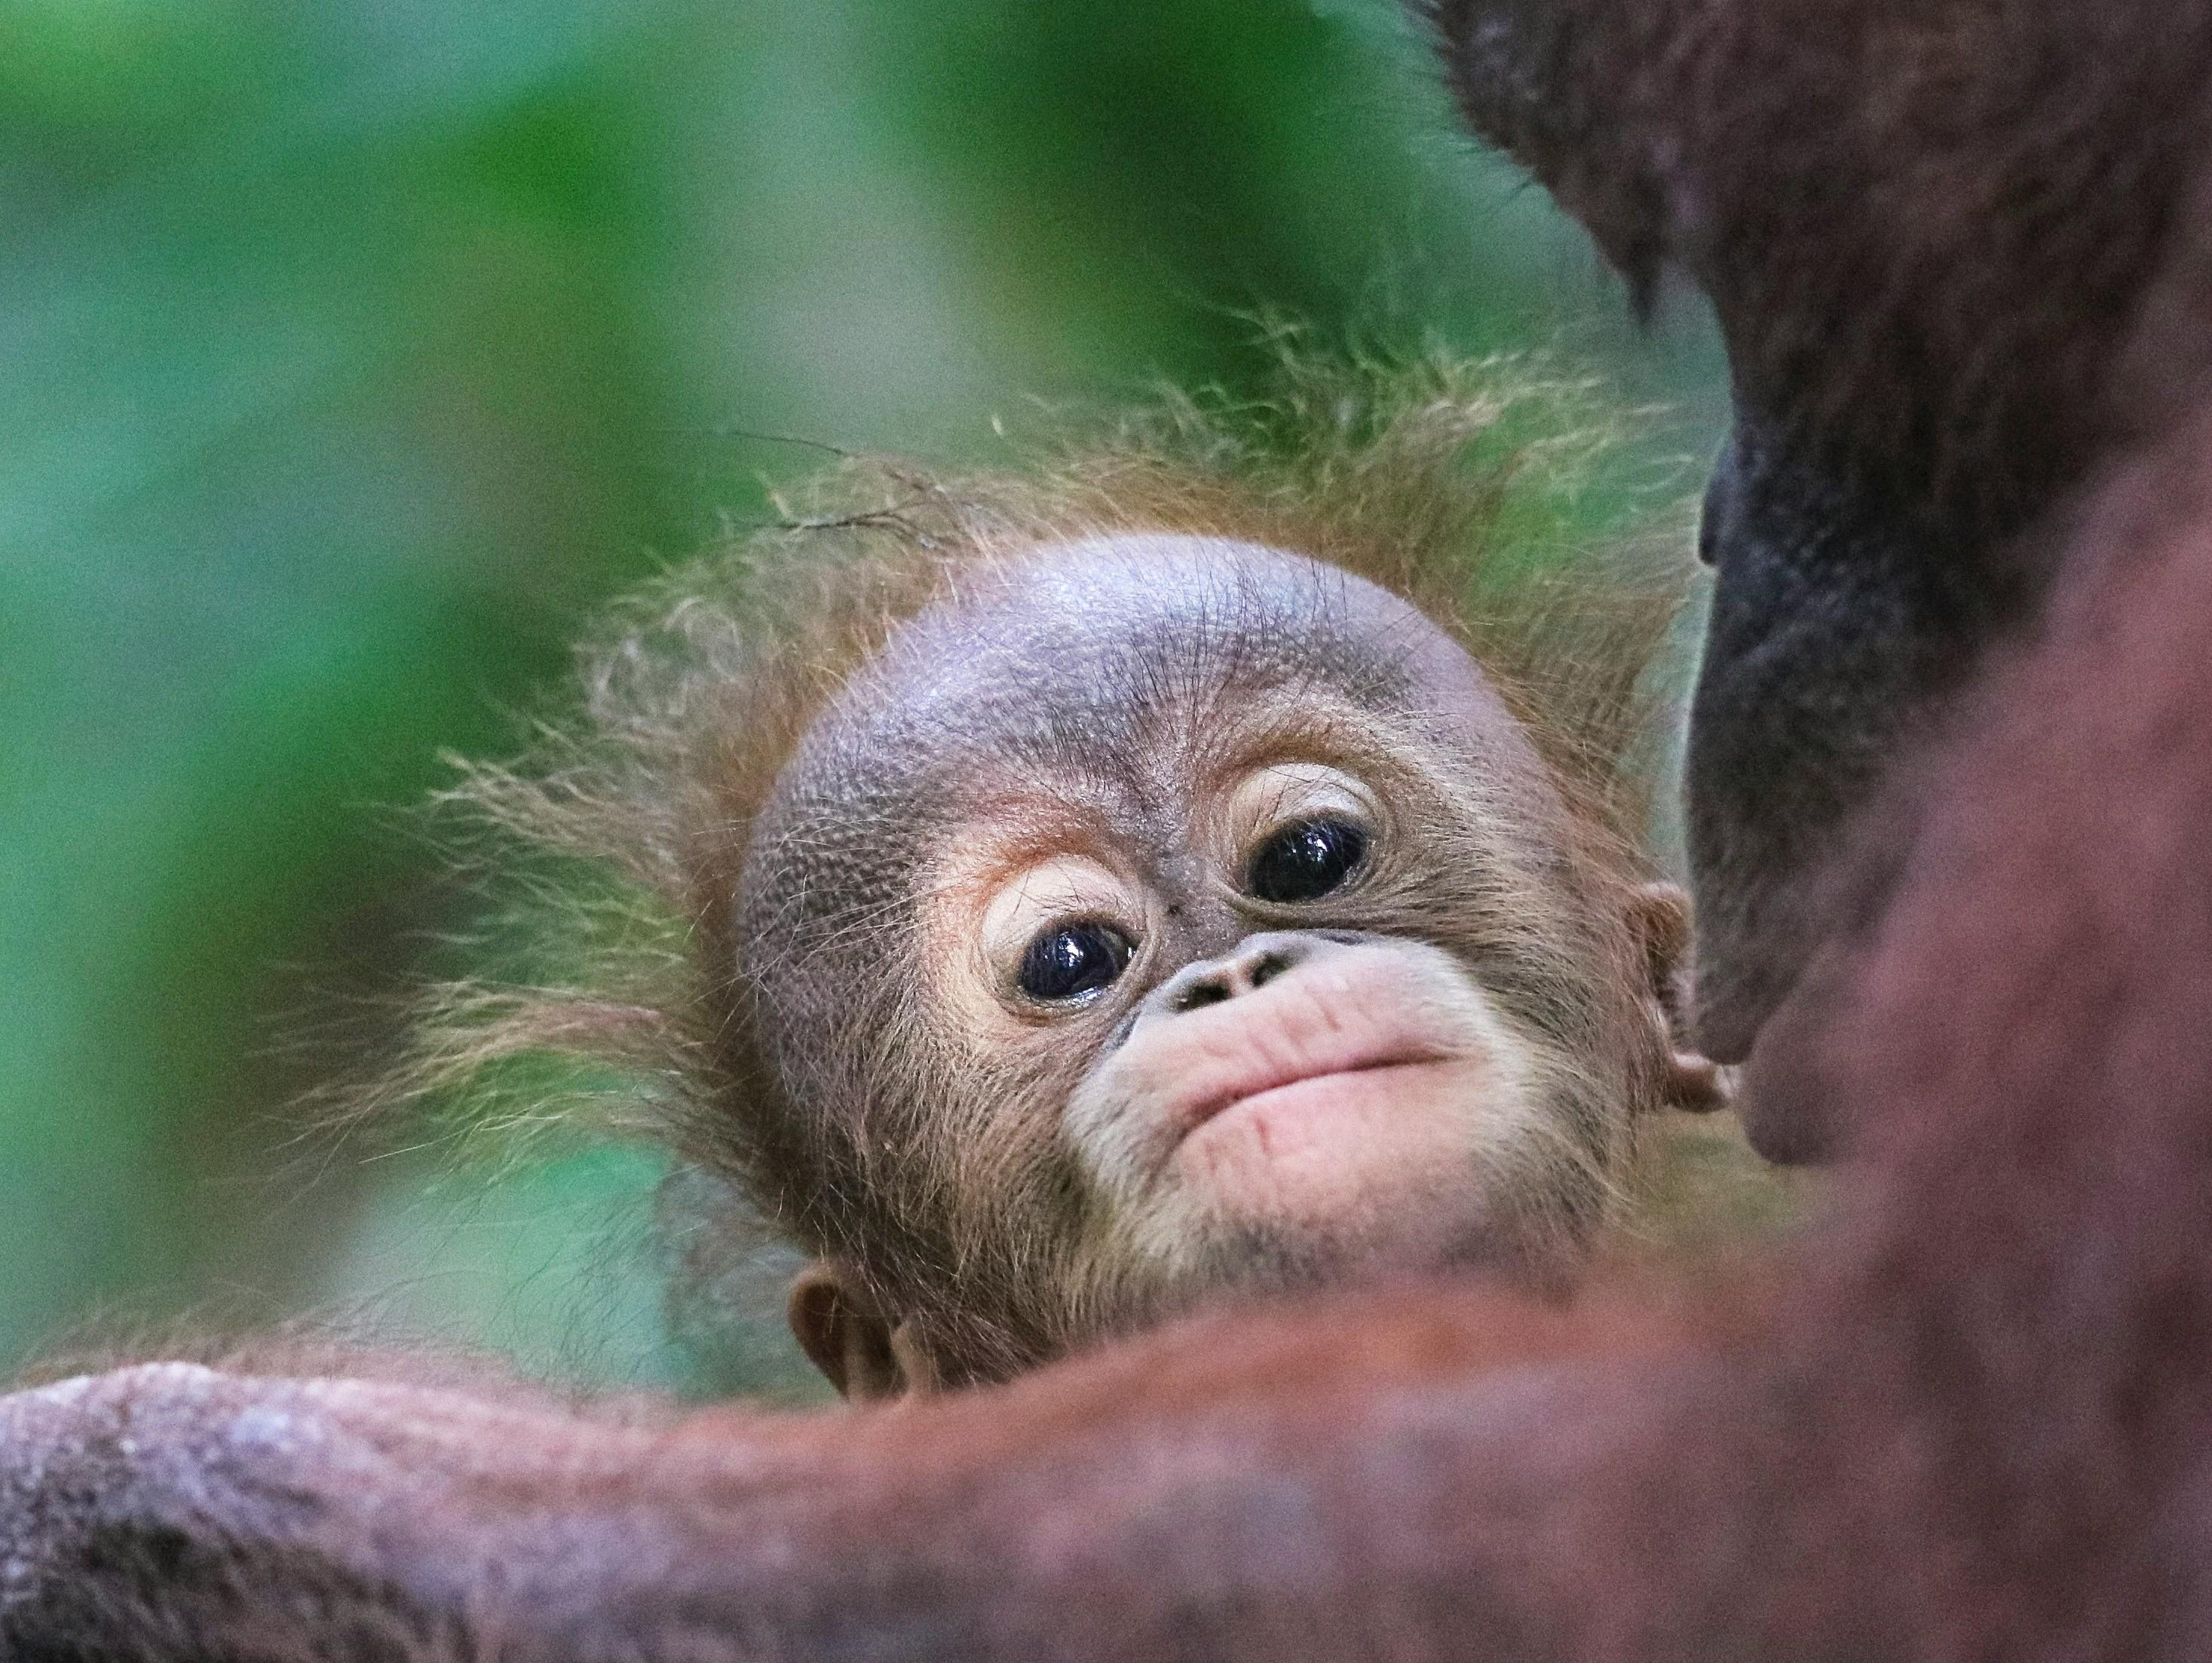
[1181,1049,1439,1134]
[1164,982,1452,1138]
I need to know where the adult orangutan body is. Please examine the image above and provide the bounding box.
[8,2,2212,1658]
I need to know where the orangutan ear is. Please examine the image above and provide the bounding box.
[1625,882,1732,1113]
[787,1260,919,1401]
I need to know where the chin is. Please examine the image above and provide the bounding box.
[1190,1057,1520,1209]
[1140,1192,1513,1307]
[1082,1051,1585,1309]
[1132,1094,1518,1288]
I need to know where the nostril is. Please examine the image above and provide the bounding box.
[1172,977,1233,1013]
[1153,936,1325,1018]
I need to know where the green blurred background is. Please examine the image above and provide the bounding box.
[0,0,1724,1396]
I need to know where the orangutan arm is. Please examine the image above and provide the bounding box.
[0,1294,1643,1663]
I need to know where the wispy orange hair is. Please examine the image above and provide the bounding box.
[367,344,1701,1286]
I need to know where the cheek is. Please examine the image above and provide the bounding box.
[938,1037,1120,1235]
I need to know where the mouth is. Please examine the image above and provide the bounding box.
[1177,1048,1450,1142]
[1168,1055,1469,1182]
[1076,942,1499,1178]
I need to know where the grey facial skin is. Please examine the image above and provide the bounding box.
[1685,420,1997,1089]
[1684,403,2054,1166]
[734,533,1689,1380]
[1684,418,2046,1161]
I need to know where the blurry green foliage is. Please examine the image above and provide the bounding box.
[0,0,1722,1393]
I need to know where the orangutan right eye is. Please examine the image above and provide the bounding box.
[1018,920,1135,1003]
[1245,816,1370,904]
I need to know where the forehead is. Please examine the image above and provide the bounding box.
[737,534,1558,978]
[739,534,1554,945]
[832,533,1521,780]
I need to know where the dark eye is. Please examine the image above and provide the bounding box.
[1246,817,1369,904]
[1018,920,1135,1003]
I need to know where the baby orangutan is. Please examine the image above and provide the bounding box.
[422,362,1728,1398]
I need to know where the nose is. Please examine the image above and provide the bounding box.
[1140,930,1357,1021]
